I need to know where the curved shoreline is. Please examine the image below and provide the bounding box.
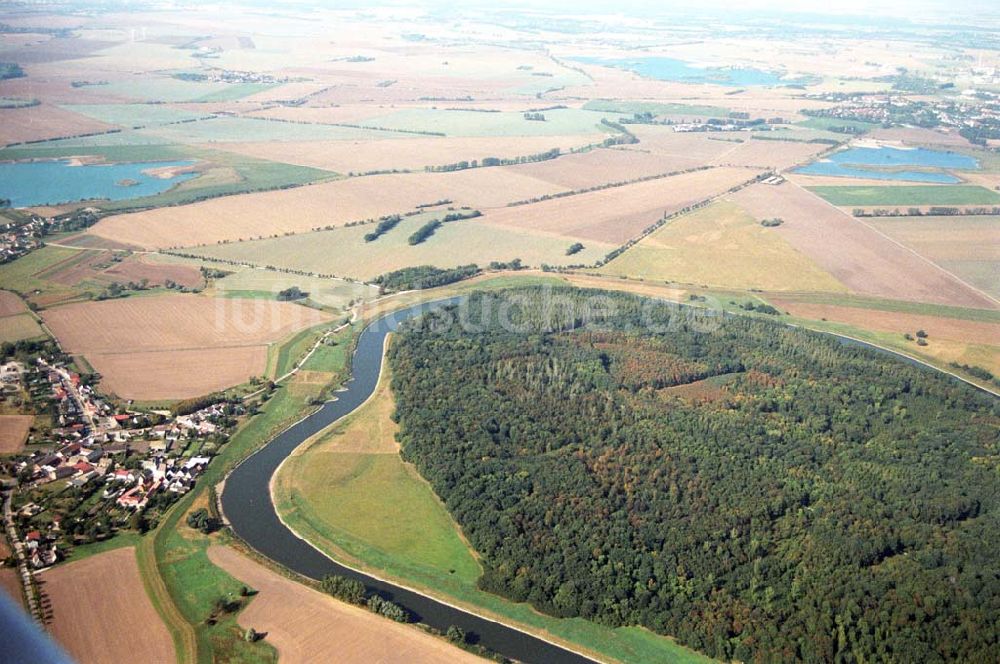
[221,297,602,664]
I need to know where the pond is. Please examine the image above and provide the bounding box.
[794,145,979,183]
[573,55,807,87]
[0,159,198,207]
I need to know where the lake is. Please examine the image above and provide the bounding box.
[795,146,979,183]
[0,159,197,207]
[573,55,807,87]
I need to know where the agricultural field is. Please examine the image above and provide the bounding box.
[59,103,212,128]
[0,314,44,344]
[0,103,114,145]
[189,211,614,280]
[39,547,175,664]
[206,546,483,664]
[207,267,377,309]
[808,184,1000,206]
[40,295,332,400]
[0,415,33,454]
[481,166,760,244]
[768,297,1000,374]
[729,183,997,309]
[86,168,570,249]
[867,216,1000,300]
[356,107,615,137]
[207,133,605,173]
[600,200,845,292]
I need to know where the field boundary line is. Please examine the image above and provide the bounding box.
[135,536,197,664]
[786,180,1000,308]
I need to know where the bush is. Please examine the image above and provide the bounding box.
[320,574,366,604]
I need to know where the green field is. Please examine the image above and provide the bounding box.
[795,117,879,133]
[360,108,614,137]
[582,99,729,117]
[192,83,280,102]
[60,104,212,128]
[600,200,846,292]
[0,314,45,343]
[141,116,402,144]
[0,245,88,299]
[809,184,1000,206]
[100,78,250,103]
[276,366,482,584]
[211,269,376,310]
[190,213,614,281]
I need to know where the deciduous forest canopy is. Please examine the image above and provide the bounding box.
[389,288,1000,663]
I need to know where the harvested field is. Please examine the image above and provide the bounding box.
[0,291,27,317]
[350,107,613,137]
[39,547,175,664]
[103,254,204,289]
[206,546,483,664]
[191,212,614,281]
[600,200,845,292]
[0,104,114,146]
[87,169,568,249]
[769,298,1000,346]
[509,148,699,190]
[481,166,761,244]
[43,295,330,353]
[711,139,828,170]
[868,126,974,149]
[0,568,22,608]
[728,183,998,308]
[41,295,331,399]
[87,346,268,401]
[205,134,604,173]
[0,415,33,453]
[868,216,1000,299]
[618,127,745,163]
[0,315,45,343]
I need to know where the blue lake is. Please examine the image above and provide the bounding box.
[573,56,806,87]
[0,159,197,207]
[795,146,979,183]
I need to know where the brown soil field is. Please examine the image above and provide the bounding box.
[104,255,204,288]
[868,217,1000,262]
[42,295,330,354]
[481,166,760,244]
[509,148,698,190]
[39,547,175,664]
[0,291,27,317]
[728,183,998,309]
[206,133,604,174]
[620,127,746,163]
[769,298,1000,346]
[42,295,330,399]
[0,567,23,608]
[207,545,484,664]
[0,415,33,453]
[0,104,114,145]
[713,140,827,171]
[90,346,269,401]
[87,170,568,249]
[868,126,975,148]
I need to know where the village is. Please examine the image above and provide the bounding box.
[1,349,241,577]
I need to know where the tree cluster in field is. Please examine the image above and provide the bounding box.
[276,286,307,301]
[373,264,479,292]
[364,215,402,242]
[565,242,585,256]
[0,62,25,80]
[760,217,783,227]
[949,362,1000,387]
[320,574,409,622]
[523,112,546,121]
[185,508,221,534]
[407,210,481,245]
[388,288,1000,663]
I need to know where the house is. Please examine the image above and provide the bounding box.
[0,361,25,383]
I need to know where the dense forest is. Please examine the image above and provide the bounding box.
[388,288,1000,663]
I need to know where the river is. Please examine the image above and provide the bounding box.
[221,297,598,664]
